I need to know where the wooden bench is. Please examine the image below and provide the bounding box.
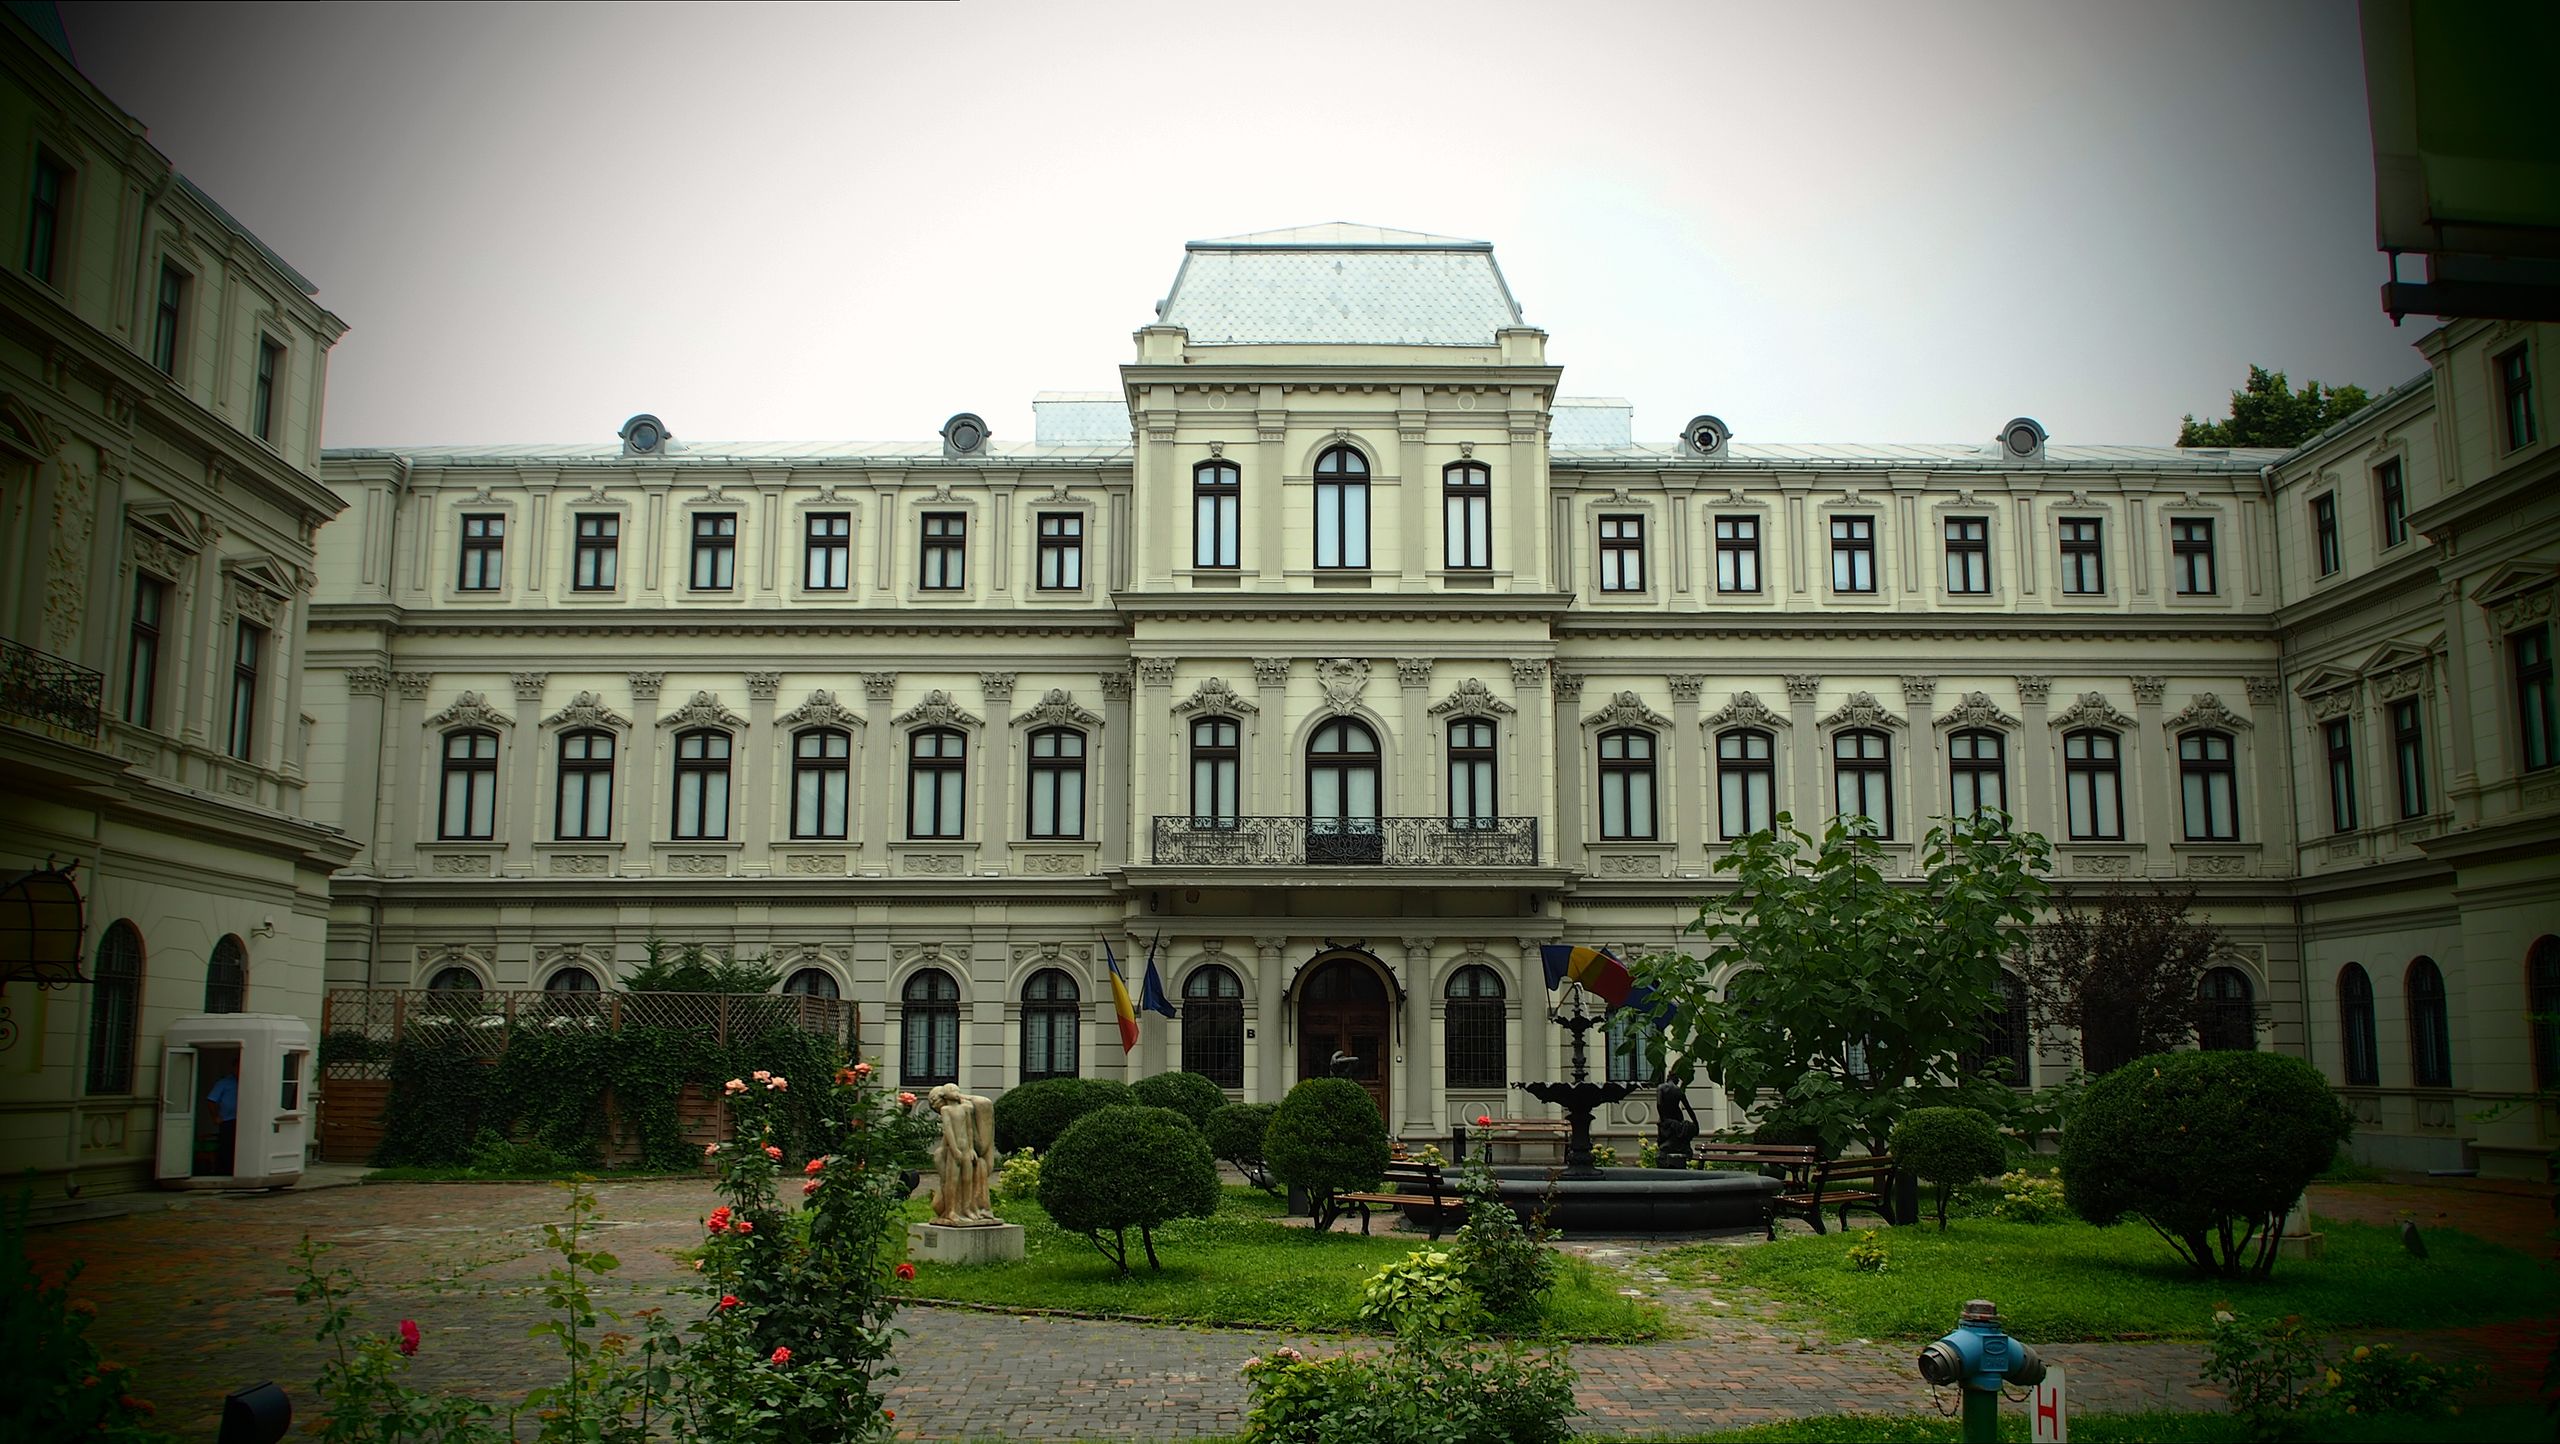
[1337,1159,1464,1239]
[1465,1117,1569,1163]
[1687,1141,1899,1237]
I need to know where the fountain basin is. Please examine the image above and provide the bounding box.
[1399,1166,1780,1235]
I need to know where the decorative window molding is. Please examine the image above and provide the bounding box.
[2165,692,2253,733]
[1316,658,1372,713]
[1013,687,1102,730]
[2049,692,2137,731]
[1428,677,1515,718]
[658,690,748,731]
[777,689,866,731]
[1935,691,2019,731]
[892,689,983,730]
[1173,676,1259,717]
[1583,690,1670,732]
[543,691,630,732]
[427,690,514,731]
[1704,690,1790,731]
[1819,691,1905,732]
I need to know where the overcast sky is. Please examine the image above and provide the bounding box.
[59,0,2425,451]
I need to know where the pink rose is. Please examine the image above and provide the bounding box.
[898,1091,917,1106]
[397,1319,420,1356]
[724,1078,748,1095]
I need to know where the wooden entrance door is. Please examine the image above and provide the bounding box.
[1297,957,1390,1120]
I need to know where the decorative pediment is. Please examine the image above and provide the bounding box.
[544,691,629,731]
[2291,666,2360,700]
[1316,658,1372,713]
[1014,687,1101,730]
[1703,690,1788,731]
[223,555,302,619]
[1584,690,1670,732]
[427,691,513,731]
[1820,691,1904,731]
[891,689,981,730]
[125,500,208,554]
[2308,687,2360,721]
[2359,638,2438,678]
[659,690,748,732]
[2469,557,2558,608]
[2165,691,2253,733]
[1173,676,1258,717]
[1428,678,1515,719]
[1935,691,2019,731]
[0,391,62,460]
[2048,692,2136,732]
[778,688,865,731]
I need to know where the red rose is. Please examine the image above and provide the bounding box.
[1475,1115,1493,1127]
[735,1220,753,1235]
[764,1144,783,1161]
[769,1346,792,1366]
[802,1180,820,1195]
[804,1158,824,1176]
[397,1319,420,1356]
[718,1294,739,1310]
[894,1261,916,1282]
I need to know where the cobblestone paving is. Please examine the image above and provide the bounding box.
[21,1176,2549,1440]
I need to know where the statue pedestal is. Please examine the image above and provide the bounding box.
[907,1221,1025,1265]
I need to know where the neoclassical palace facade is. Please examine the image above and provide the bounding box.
[304,224,2560,1175]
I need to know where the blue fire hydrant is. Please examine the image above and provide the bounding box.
[1917,1299,2046,1444]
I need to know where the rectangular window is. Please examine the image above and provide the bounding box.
[690,512,736,590]
[2518,624,2557,773]
[2500,345,2539,450]
[555,731,615,840]
[456,513,504,591]
[2392,697,2427,819]
[24,152,66,283]
[1716,729,1774,839]
[672,731,732,840]
[1314,475,1370,568]
[1596,730,1657,839]
[226,622,263,761]
[573,514,619,590]
[2063,730,2123,841]
[919,512,966,589]
[1944,517,1990,594]
[1830,516,1877,593]
[2058,517,2105,594]
[2312,493,2341,577]
[439,731,499,840]
[2170,517,2217,595]
[253,339,283,443]
[803,512,850,590]
[150,263,185,377]
[2324,717,2358,833]
[1026,728,1087,838]
[790,729,851,839]
[1036,512,1084,590]
[2178,731,2240,841]
[1443,463,1490,569]
[1597,515,1645,592]
[1714,515,1760,594]
[124,573,165,727]
[2375,460,2407,550]
[1194,462,1239,569]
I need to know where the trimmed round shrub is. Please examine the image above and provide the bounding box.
[1890,1106,2005,1230]
[1130,1070,1229,1128]
[993,1076,1134,1154]
[1264,1077,1388,1229]
[1206,1101,1280,1193]
[2061,1050,2352,1279]
[1038,1104,1220,1271]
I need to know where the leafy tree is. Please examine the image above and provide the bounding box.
[624,934,781,994]
[1205,1101,1281,1194]
[1890,1107,2005,1231]
[1265,1078,1390,1230]
[2177,365,2372,449]
[1038,1105,1221,1271]
[1632,813,2051,1157]
[991,1077,1133,1154]
[2016,886,2236,1076]
[1130,1070,1230,1128]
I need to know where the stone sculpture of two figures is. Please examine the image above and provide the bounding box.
[925,1082,1001,1226]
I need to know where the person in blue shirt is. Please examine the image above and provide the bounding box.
[207,1070,238,1175]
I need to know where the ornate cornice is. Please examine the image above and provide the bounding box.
[2165,691,2253,733]
[1428,677,1516,719]
[660,689,748,731]
[1703,690,1788,732]
[777,688,865,731]
[892,689,982,730]
[2048,691,2136,732]
[1583,690,1670,732]
[1014,687,1102,730]
[1820,691,1905,731]
[1173,676,1258,717]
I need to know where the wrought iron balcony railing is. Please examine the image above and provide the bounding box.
[1151,815,1540,868]
[0,636,103,739]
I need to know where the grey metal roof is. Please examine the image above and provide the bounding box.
[1556,441,2289,471]
[1032,392,1131,444]
[1159,221,1524,346]
[1552,399,1633,448]
[324,441,1136,467]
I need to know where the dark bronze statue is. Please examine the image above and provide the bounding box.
[1654,1078,1701,1167]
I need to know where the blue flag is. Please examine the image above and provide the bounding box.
[1139,932,1178,1019]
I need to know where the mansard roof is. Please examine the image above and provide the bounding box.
[1157,220,1526,347]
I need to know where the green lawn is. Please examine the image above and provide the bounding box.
[1632,1403,2542,1443]
[1663,1217,2555,1341]
[896,1187,1665,1340]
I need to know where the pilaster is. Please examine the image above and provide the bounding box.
[2131,676,2169,875]
[1402,937,1436,1135]
[1397,659,1432,815]
[1099,669,1132,865]
[978,672,1015,871]
[862,672,897,857]
[509,672,546,862]
[388,671,431,870]
[628,671,665,859]
[1551,670,1585,862]
[1783,674,1822,826]
[1902,676,1939,838]
[1669,676,1705,874]
[1255,935,1289,1104]
[742,671,781,872]
[2014,676,2053,840]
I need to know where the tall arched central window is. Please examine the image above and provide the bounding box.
[1948,729,2006,821]
[791,727,852,839]
[2198,966,2255,1051]
[1833,729,1892,836]
[204,935,247,1014]
[901,969,961,1086]
[1717,729,1775,839]
[1597,729,1657,839]
[1313,446,1370,569]
[439,729,499,839]
[907,728,967,838]
[1181,965,1244,1088]
[1447,717,1497,828]
[672,729,732,840]
[556,730,615,840]
[1444,964,1507,1089]
[1194,460,1239,569]
[1443,461,1490,570]
[86,921,143,1095]
[1021,968,1081,1080]
[2406,956,2452,1088]
[1191,717,1240,829]
[1027,727,1086,839]
[2338,963,2378,1086]
[1308,718,1382,863]
[2179,730,2239,840]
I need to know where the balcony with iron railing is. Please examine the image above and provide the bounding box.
[0,636,103,742]
[1150,814,1541,868]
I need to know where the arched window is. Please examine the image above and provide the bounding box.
[1833,728,1893,836]
[1027,728,1087,839]
[2198,966,2256,1051]
[1606,1005,1661,1084]
[1717,729,1774,839]
[2534,937,2560,1090]
[2339,963,2379,1086]
[2064,729,2123,840]
[782,967,840,1000]
[1948,729,2006,821]
[907,728,967,839]
[1443,461,1490,570]
[439,729,499,839]
[1191,717,1240,829]
[2179,730,2240,841]
[791,727,851,839]
[1597,729,1657,840]
[1313,445,1370,569]
[1194,460,1239,569]
[1444,965,1506,1089]
[545,966,600,993]
[1447,717,1498,829]
[86,921,143,1095]
[1021,968,1081,1080]
[1307,718,1382,863]
[204,935,247,1014]
[900,969,961,1086]
[425,965,482,993]
[555,730,614,840]
[1961,969,2031,1086]
[672,729,733,840]
[2406,957,2452,1088]
[1181,965,1245,1088]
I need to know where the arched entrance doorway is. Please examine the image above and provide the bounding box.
[1296,953,1391,1120]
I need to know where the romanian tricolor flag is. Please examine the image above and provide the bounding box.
[1105,939,1141,1053]
[1540,943,1676,1025]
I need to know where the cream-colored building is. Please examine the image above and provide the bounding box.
[306,223,2558,1176]
[0,8,353,1196]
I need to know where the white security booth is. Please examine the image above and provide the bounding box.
[156,1014,313,1189]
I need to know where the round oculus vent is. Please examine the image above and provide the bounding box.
[621,414,668,454]
[943,412,990,455]
[1999,417,2046,459]
[1681,414,1731,457]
